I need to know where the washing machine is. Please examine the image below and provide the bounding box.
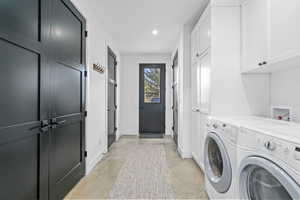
[237,125,300,200]
[204,118,239,199]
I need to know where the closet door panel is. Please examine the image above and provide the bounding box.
[49,0,86,199]
[0,0,49,199]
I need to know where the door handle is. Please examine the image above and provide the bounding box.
[30,120,50,133]
[192,108,200,112]
[50,119,66,129]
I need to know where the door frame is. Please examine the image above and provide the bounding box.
[106,46,118,149]
[172,50,178,145]
[139,63,166,136]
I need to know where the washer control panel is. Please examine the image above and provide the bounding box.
[207,120,238,144]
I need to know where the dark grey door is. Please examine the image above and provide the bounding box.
[172,52,179,145]
[107,47,117,148]
[49,0,86,199]
[0,0,86,199]
[139,64,166,137]
[0,0,49,199]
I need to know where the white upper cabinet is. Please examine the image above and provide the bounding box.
[241,0,268,72]
[191,27,198,64]
[242,0,300,73]
[269,0,300,62]
[191,8,211,64]
[198,9,211,57]
[199,51,211,114]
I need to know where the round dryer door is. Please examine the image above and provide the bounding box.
[204,132,232,193]
[239,157,300,200]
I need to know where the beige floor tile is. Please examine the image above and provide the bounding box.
[65,136,208,200]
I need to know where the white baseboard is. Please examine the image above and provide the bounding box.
[86,150,105,175]
[191,152,204,172]
[120,130,138,136]
[177,145,192,159]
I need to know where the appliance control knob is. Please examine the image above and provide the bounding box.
[265,141,276,151]
[213,124,218,129]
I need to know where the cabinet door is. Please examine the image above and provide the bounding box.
[198,8,211,56]
[199,51,211,114]
[191,59,201,162]
[199,113,208,169]
[241,0,269,72]
[191,28,198,64]
[270,0,300,61]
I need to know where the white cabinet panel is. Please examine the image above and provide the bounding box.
[191,55,202,164]
[191,29,198,64]
[200,51,211,114]
[241,0,268,72]
[199,113,208,169]
[270,0,300,61]
[198,9,211,56]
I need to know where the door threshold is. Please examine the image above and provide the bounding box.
[139,134,164,139]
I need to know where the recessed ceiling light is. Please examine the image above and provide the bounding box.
[152,29,158,36]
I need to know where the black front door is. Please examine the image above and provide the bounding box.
[107,47,117,148]
[172,52,179,145]
[0,0,86,199]
[139,64,166,138]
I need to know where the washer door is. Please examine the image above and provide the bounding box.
[204,132,232,193]
[240,157,300,200]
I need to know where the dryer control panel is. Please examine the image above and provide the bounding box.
[257,134,300,172]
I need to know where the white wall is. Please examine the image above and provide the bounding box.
[119,54,172,135]
[271,68,300,122]
[71,0,121,174]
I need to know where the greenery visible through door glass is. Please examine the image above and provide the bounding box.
[144,68,161,103]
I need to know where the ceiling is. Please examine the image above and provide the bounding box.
[90,0,208,54]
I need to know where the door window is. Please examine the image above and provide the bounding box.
[144,68,161,103]
[248,167,292,200]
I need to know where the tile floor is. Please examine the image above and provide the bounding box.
[65,136,208,199]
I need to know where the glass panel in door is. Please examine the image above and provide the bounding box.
[144,68,161,103]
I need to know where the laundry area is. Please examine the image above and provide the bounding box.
[0,0,300,199]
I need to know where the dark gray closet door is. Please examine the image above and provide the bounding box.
[48,0,86,199]
[107,47,117,148]
[0,0,50,199]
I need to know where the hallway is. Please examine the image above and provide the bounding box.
[65,136,208,199]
